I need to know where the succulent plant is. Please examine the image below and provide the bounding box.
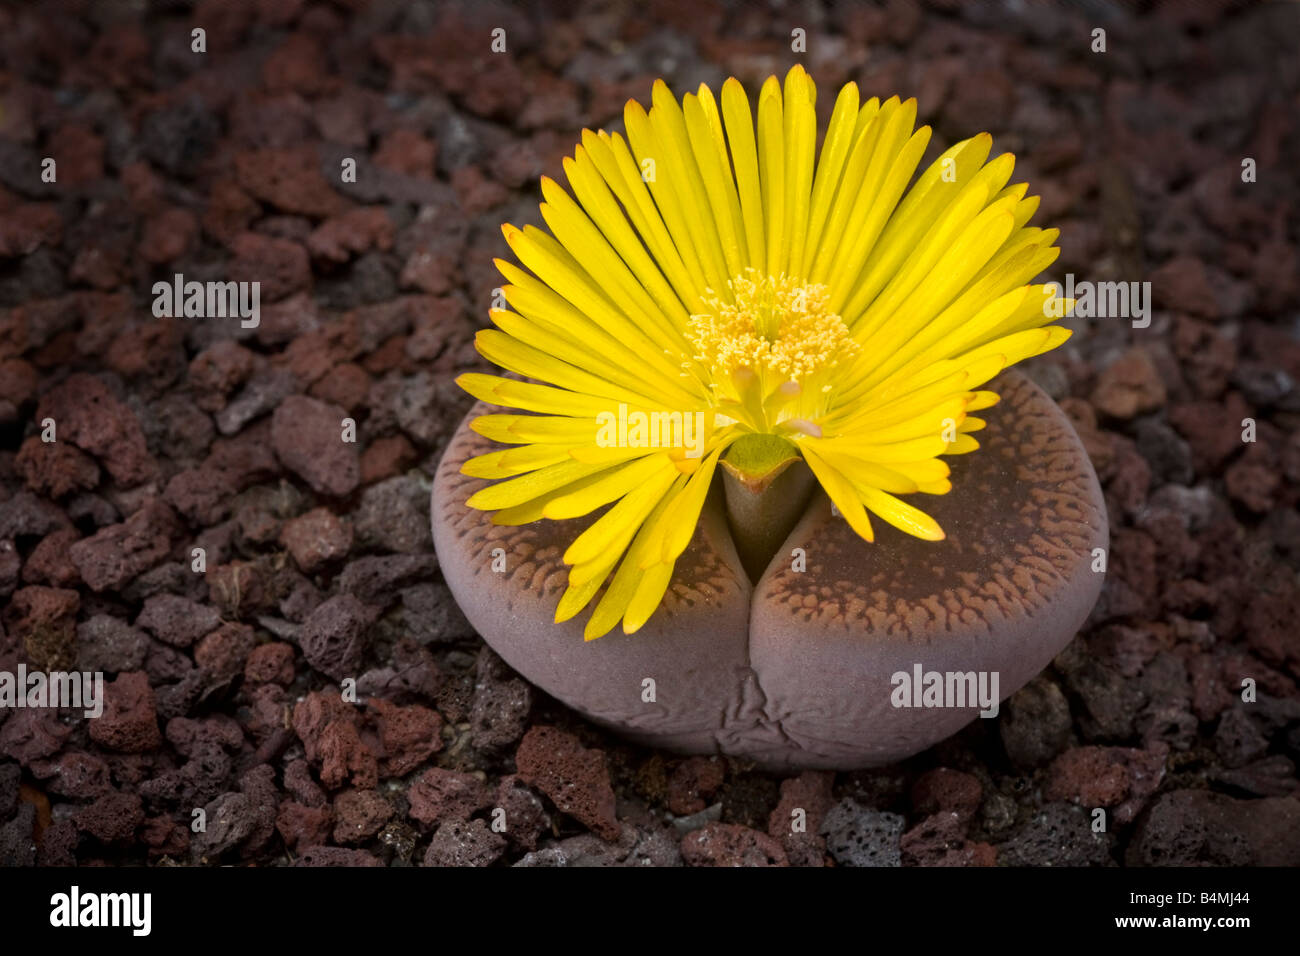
[432,68,1106,769]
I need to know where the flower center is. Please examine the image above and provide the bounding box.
[687,270,858,432]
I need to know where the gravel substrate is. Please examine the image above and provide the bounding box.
[1,0,1298,867]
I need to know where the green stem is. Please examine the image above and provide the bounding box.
[720,434,816,583]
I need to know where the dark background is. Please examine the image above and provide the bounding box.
[0,0,1297,867]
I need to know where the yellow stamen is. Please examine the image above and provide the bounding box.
[686,269,858,429]
[688,270,857,384]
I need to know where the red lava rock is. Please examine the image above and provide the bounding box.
[494,775,549,852]
[284,758,327,808]
[256,291,321,347]
[1107,439,1152,517]
[4,584,79,669]
[519,74,582,130]
[271,395,361,497]
[358,636,442,702]
[166,715,245,757]
[1091,348,1167,420]
[235,497,284,548]
[207,560,266,618]
[294,846,383,867]
[235,147,348,218]
[204,179,260,245]
[136,593,221,648]
[14,436,100,498]
[1045,745,1169,824]
[1213,707,1270,768]
[230,231,311,301]
[406,767,492,829]
[0,709,72,766]
[307,207,395,262]
[901,812,997,867]
[120,160,167,211]
[1128,791,1300,866]
[145,813,196,862]
[404,297,471,365]
[0,358,38,409]
[1225,454,1280,513]
[189,341,258,411]
[279,507,352,574]
[164,468,236,525]
[79,20,150,86]
[308,361,371,411]
[36,817,80,867]
[766,770,834,867]
[88,671,163,753]
[194,622,257,682]
[0,540,19,597]
[238,765,283,857]
[281,316,363,386]
[942,66,1014,140]
[133,742,229,816]
[292,689,356,752]
[1168,394,1252,475]
[667,756,726,816]
[1150,255,1218,317]
[681,822,789,867]
[245,686,292,754]
[459,58,529,121]
[48,123,105,186]
[1241,580,1300,672]
[68,497,178,593]
[332,789,393,844]
[75,790,144,844]
[292,690,377,791]
[0,202,62,256]
[1249,239,1298,315]
[35,373,156,486]
[31,752,111,799]
[277,801,334,850]
[469,648,532,751]
[369,697,443,777]
[515,725,620,841]
[191,791,259,861]
[262,34,330,96]
[374,128,437,179]
[399,242,459,295]
[105,317,187,388]
[451,166,509,214]
[21,527,82,588]
[911,768,984,822]
[1187,652,1232,722]
[215,367,298,437]
[318,720,379,791]
[138,206,199,265]
[0,490,70,541]
[244,642,296,685]
[349,475,427,555]
[70,240,130,290]
[363,334,409,374]
[1173,317,1236,399]
[140,815,191,859]
[299,593,373,681]
[423,818,506,867]
[360,434,418,485]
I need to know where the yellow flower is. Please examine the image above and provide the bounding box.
[457,66,1072,640]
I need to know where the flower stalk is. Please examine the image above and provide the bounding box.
[720,434,815,582]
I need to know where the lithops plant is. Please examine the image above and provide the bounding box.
[431,67,1107,770]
